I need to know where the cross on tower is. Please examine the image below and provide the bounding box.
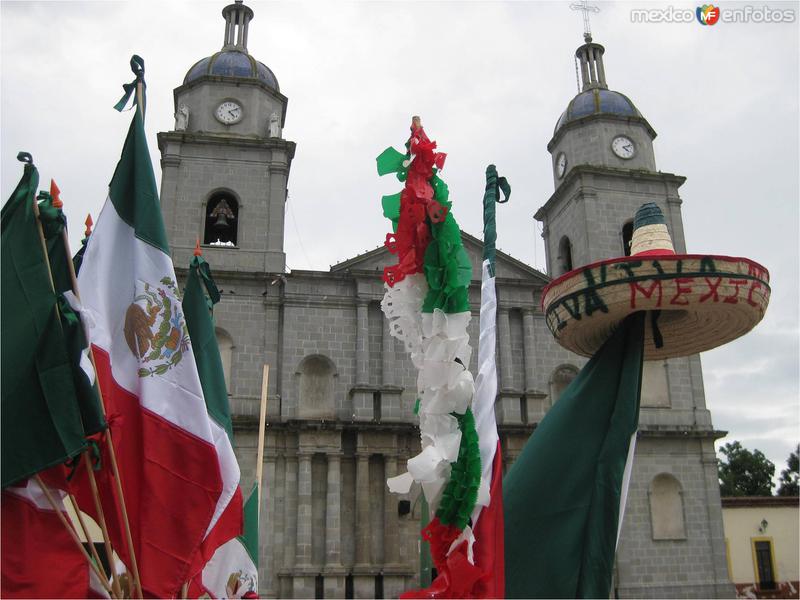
[570,0,600,42]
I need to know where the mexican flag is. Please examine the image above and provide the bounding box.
[73,57,239,597]
[1,477,108,598]
[468,164,509,598]
[182,250,245,583]
[503,311,645,598]
[194,485,259,599]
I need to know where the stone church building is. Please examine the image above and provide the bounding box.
[157,2,733,597]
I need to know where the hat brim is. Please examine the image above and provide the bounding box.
[542,253,770,360]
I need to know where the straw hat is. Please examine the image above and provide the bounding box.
[541,203,770,360]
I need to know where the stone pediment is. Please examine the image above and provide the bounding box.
[331,231,550,284]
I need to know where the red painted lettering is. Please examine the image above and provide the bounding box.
[699,277,722,303]
[747,280,763,308]
[630,279,663,309]
[723,279,748,304]
[670,278,694,306]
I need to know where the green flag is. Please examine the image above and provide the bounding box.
[1,157,87,487]
[182,252,232,441]
[37,191,106,438]
[503,311,645,598]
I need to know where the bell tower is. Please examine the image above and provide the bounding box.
[158,0,295,275]
[534,33,734,599]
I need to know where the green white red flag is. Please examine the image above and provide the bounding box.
[1,478,108,599]
[72,56,239,597]
[503,311,644,598]
[194,485,259,599]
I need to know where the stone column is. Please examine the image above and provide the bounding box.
[262,452,277,597]
[325,454,342,566]
[282,453,298,596]
[324,453,345,598]
[383,455,399,565]
[356,299,369,386]
[498,307,513,390]
[381,317,395,387]
[354,452,371,566]
[295,451,313,567]
[521,308,537,392]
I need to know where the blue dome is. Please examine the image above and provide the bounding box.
[555,89,639,134]
[184,50,279,91]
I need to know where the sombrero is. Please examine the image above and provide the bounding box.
[541,203,771,360]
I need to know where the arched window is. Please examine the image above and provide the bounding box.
[204,192,239,246]
[558,236,573,274]
[296,354,337,419]
[550,364,579,404]
[215,328,234,394]
[622,220,634,256]
[649,473,686,540]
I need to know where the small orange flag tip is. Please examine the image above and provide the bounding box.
[50,179,63,209]
[84,214,93,237]
[194,238,202,257]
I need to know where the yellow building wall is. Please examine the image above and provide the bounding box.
[723,504,799,585]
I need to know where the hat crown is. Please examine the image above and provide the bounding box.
[629,202,675,256]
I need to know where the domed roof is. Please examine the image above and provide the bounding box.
[554,88,639,134]
[184,50,279,91]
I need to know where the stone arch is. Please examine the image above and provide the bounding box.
[550,364,579,405]
[558,236,574,274]
[215,327,234,394]
[203,188,240,246]
[648,473,686,540]
[295,354,338,419]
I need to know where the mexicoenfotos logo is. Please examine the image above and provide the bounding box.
[631,4,796,24]
[696,4,721,25]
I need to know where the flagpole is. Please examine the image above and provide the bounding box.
[33,475,115,596]
[85,457,123,599]
[50,185,124,599]
[255,364,270,512]
[30,187,127,597]
[53,196,144,600]
[67,493,114,595]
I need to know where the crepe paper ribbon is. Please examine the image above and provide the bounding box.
[377,122,482,597]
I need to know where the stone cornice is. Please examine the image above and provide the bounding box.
[534,165,687,221]
[157,130,296,161]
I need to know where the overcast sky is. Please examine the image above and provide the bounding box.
[2,0,798,479]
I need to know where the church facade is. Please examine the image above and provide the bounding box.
[157,2,733,597]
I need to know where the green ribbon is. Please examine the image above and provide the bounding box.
[482,164,511,278]
[113,54,146,112]
[190,254,221,309]
[36,191,66,239]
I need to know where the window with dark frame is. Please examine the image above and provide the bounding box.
[754,540,776,590]
[203,193,239,246]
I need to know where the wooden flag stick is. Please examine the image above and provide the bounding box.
[67,492,114,596]
[33,475,114,596]
[181,581,189,599]
[84,452,123,599]
[255,364,270,512]
[48,188,144,600]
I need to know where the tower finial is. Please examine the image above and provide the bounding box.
[221,1,254,51]
[570,0,600,42]
[570,1,608,92]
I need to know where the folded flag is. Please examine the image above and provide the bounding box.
[503,311,645,598]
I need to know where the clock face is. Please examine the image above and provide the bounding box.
[215,101,242,125]
[556,152,567,178]
[612,135,635,159]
